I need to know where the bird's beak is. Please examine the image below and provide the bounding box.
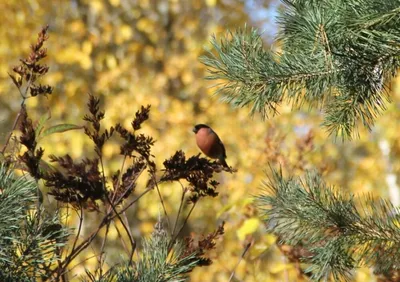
[192,128,197,133]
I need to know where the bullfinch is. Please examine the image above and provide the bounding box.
[193,124,230,170]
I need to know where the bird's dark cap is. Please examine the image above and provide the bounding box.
[193,124,210,133]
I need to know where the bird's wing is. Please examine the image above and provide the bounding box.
[218,138,227,159]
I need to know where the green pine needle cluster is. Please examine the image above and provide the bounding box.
[256,168,400,281]
[0,164,70,281]
[201,0,400,139]
[88,223,208,282]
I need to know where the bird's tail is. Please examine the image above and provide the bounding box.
[219,157,232,173]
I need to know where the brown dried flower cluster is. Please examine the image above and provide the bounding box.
[161,151,221,203]
[181,222,225,266]
[9,25,52,97]
[18,106,44,179]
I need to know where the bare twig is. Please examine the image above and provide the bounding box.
[228,242,252,282]
[99,157,136,264]
[113,163,147,207]
[58,217,108,275]
[143,156,171,231]
[71,206,84,254]
[97,222,110,277]
[110,155,127,204]
[121,211,135,263]
[2,69,34,154]
[169,201,197,249]
[114,220,130,256]
[54,186,154,277]
[155,180,171,231]
[116,187,154,216]
[60,253,99,278]
[172,181,187,237]
[1,109,23,154]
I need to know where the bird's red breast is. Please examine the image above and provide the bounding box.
[195,127,224,159]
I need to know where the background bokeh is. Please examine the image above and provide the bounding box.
[1,0,399,281]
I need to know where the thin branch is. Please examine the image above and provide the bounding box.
[116,187,154,217]
[71,206,83,254]
[114,220,130,256]
[58,217,107,274]
[143,157,171,231]
[59,254,99,278]
[169,201,197,250]
[97,221,110,277]
[57,185,153,275]
[172,182,187,237]
[110,155,127,204]
[121,211,135,264]
[228,242,252,282]
[155,180,171,231]
[99,157,137,264]
[113,163,147,207]
[2,69,34,154]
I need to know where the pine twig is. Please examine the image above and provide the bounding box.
[228,242,252,282]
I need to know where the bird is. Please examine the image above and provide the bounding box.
[192,124,230,170]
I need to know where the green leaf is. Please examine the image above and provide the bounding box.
[35,112,51,137]
[41,124,83,138]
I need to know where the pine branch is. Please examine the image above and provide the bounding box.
[0,164,70,281]
[256,168,400,281]
[89,222,225,282]
[201,0,400,138]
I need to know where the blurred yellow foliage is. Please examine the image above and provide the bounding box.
[89,0,104,14]
[206,0,217,7]
[0,1,399,281]
[109,0,120,7]
[237,218,261,241]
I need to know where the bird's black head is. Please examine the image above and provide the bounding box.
[193,124,210,133]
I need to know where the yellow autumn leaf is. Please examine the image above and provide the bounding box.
[69,20,85,35]
[141,221,155,234]
[89,0,103,13]
[44,71,63,84]
[120,25,133,41]
[265,233,277,246]
[106,54,117,69]
[82,40,92,55]
[206,0,217,7]
[103,142,119,158]
[269,262,292,274]
[355,268,373,281]
[217,202,234,217]
[136,18,153,33]
[217,197,253,217]
[109,0,120,7]
[236,218,260,240]
[182,71,194,84]
[80,55,92,70]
